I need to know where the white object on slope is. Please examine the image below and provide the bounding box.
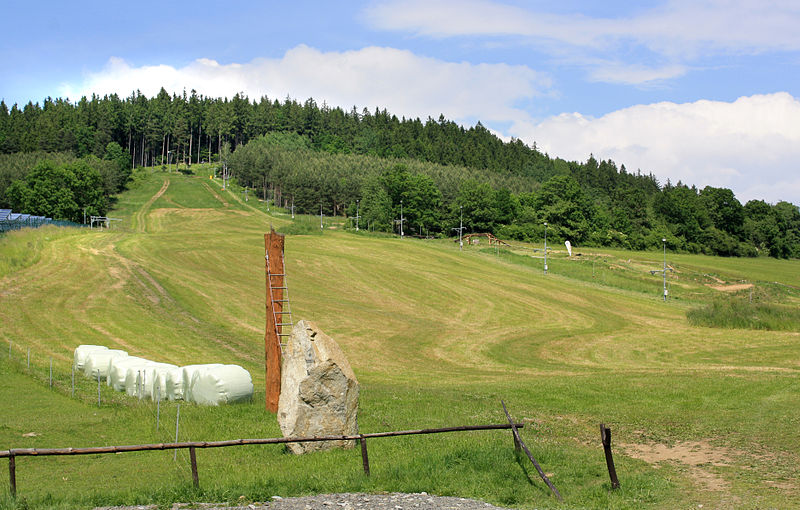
[162,367,185,401]
[180,364,224,402]
[83,350,128,380]
[145,362,179,400]
[124,363,156,397]
[107,356,150,391]
[189,365,253,405]
[565,240,572,257]
[73,345,108,371]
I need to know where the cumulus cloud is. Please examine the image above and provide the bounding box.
[516,92,800,205]
[363,0,800,84]
[59,45,551,126]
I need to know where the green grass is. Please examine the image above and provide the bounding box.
[1,169,800,508]
[687,297,800,331]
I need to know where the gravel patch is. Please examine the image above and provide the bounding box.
[95,492,517,510]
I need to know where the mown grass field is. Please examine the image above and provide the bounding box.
[1,166,799,509]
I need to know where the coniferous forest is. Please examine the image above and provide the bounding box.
[1,88,798,258]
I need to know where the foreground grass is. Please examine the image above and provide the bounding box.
[1,170,799,508]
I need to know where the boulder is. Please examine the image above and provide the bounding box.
[278,320,359,454]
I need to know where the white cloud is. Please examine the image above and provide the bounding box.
[516,92,800,205]
[60,45,551,126]
[365,0,800,52]
[363,0,800,84]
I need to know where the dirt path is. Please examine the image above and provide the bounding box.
[134,179,170,233]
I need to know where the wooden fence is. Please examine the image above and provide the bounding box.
[2,423,525,498]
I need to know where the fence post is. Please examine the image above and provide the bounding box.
[189,446,199,488]
[174,404,180,461]
[600,424,620,489]
[8,454,16,498]
[360,435,370,476]
[71,365,75,398]
[97,371,101,406]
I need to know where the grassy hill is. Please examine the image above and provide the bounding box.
[1,167,799,509]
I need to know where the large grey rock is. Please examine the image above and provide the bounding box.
[277,320,359,454]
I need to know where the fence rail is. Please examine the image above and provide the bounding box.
[3,423,525,498]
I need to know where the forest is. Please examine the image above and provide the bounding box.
[1,88,798,258]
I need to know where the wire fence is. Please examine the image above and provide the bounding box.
[0,209,84,233]
[2,340,206,474]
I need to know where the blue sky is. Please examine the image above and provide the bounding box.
[2,0,799,205]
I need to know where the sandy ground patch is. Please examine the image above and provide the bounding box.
[621,440,732,492]
[707,283,754,292]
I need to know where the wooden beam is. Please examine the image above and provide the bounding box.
[264,229,285,413]
[501,400,562,501]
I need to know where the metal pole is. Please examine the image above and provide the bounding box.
[320,204,323,230]
[71,366,75,398]
[97,371,101,407]
[543,222,548,275]
[400,200,404,238]
[156,395,160,431]
[662,238,667,302]
[174,404,181,461]
[356,200,360,231]
[459,206,463,250]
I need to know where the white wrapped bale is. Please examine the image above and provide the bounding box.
[83,349,127,380]
[180,364,223,402]
[107,356,150,391]
[73,345,108,371]
[163,367,185,401]
[124,363,156,397]
[145,363,179,400]
[189,365,253,405]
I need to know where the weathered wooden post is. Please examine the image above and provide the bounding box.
[189,446,199,488]
[265,229,285,413]
[360,435,370,476]
[600,424,620,489]
[8,454,16,498]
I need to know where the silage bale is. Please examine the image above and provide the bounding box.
[73,345,108,371]
[107,356,151,391]
[181,364,223,402]
[189,365,253,405]
[163,367,185,400]
[144,362,179,400]
[83,349,128,380]
[124,362,156,397]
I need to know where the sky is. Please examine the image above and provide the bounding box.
[2,0,799,205]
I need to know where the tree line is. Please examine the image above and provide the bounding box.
[0,89,798,257]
